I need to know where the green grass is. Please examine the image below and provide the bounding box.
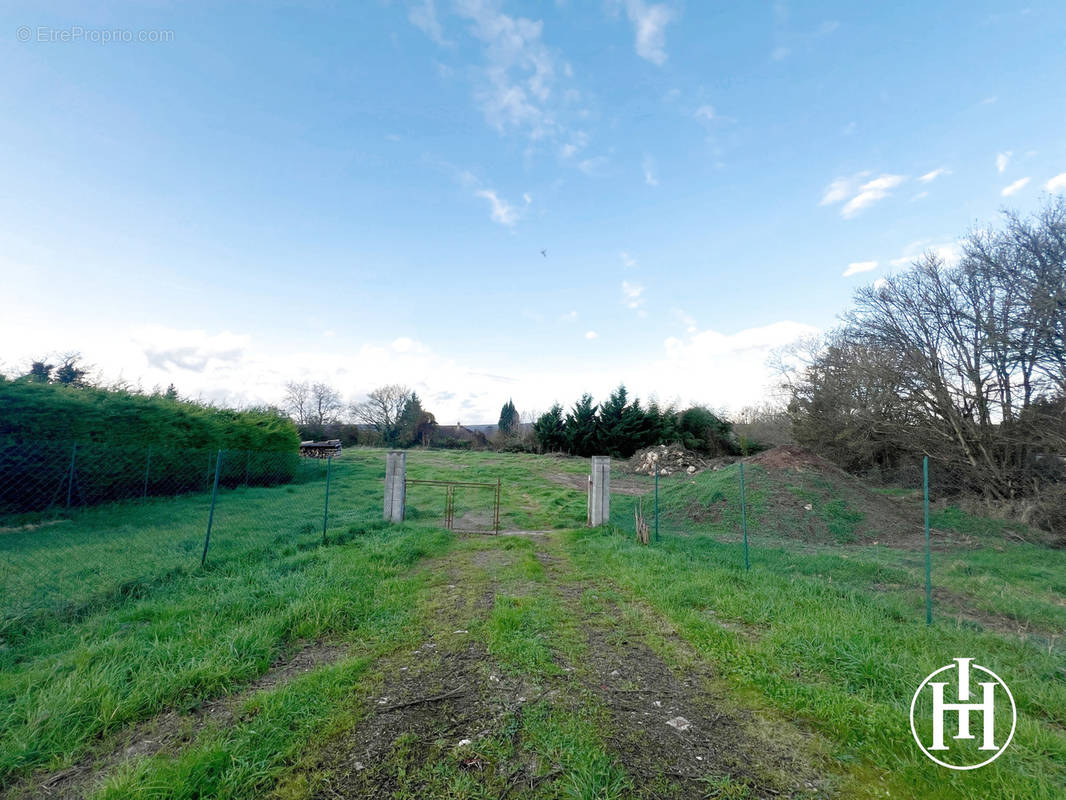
[565,527,1066,800]
[0,524,452,788]
[2,446,1063,799]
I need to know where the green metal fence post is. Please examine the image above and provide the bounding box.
[654,469,660,542]
[142,445,152,499]
[322,456,332,544]
[66,441,78,508]
[924,455,932,625]
[201,450,223,568]
[740,461,750,571]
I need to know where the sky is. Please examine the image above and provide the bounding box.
[2,1,1066,424]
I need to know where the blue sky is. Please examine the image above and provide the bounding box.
[3,1,1066,422]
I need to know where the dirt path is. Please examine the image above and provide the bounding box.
[295,533,835,799]
[534,543,831,799]
[14,533,839,799]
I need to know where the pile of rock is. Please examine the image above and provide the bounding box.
[626,444,712,476]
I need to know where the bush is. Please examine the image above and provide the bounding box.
[0,382,300,515]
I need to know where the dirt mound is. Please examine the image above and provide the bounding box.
[747,444,842,473]
[626,444,732,477]
[743,446,937,548]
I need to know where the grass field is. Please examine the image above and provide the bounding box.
[0,447,1063,799]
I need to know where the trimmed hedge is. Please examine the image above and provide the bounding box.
[0,380,301,515]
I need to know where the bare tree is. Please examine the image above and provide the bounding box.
[283,381,311,424]
[309,382,344,425]
[351,384,411,443]
[788,198,1066,510]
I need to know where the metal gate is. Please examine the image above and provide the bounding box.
[404,477,501,534]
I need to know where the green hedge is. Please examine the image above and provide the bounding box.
[0,381,301,515]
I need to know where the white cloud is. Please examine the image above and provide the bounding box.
[559,310,578,322]
[654,320,820,411]
[408,0,449,45]
[139,326,250,373]
[440,0,574,141]
[842,260,877,277]
[770,46,791,61]
[585,330,598,339]
[522,192,532,204]
[623,0,675,65]
[996,151,1011,174]
[694,105,715,122]
[821,173,905,218]
[559,130,589,160]
[841,121,856,135]
[577,156,609,177]
[475,188,519,225]
[672,309,698,334]
[1046,173,1066,193]
[621,280,645,310]
[642,154,658,186]
[889,240,960,267]
[918,167,949,183]
[620,251,638,269]
[819,176,857,206]
[911,191,929,201]
[1001,177,1030,197]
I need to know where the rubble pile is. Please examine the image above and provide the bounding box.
[626,444,719,476]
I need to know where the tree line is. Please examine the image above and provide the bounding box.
[533,385,740,458]
[784,198,1066,530]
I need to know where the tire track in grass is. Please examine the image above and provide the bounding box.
[285,535,631,800]
[533,540,836,800]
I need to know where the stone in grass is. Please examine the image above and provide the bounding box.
[666,716,691,731]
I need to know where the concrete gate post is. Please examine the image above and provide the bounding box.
[589,455,610,526]
[383,451,406,523]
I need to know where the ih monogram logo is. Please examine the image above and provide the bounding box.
[910,658,1016,770]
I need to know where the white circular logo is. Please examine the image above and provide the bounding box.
[910,658,1016,770]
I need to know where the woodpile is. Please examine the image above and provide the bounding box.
[299,439,342,459]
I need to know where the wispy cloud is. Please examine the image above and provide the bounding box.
[475,188,519,225]
[693,105,715,122]
[559,310,578,322]
[642,154,658,186]
[577,156,610,177]
[672,309,698,333]
[821,172,905,218]
[1001,177,1030,197]
[585,330,598,340]
[996,151,1012,174]
[414,0,578,143]
[620,251,638,269]
[889,240,959,267]
[622,0,675,65]
[621,280,645,310]
[911,191,929,202]
[1046,173,1066,193]
[842,260,877,278]
[408,0,449,45]
[918,167,949,183]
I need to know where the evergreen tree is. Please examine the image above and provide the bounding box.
[533,404,566,452]
[497,398,519,435]
[565,394,600,457]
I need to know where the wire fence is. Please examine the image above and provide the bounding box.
[0,440,382,643]
[607,453,952,625]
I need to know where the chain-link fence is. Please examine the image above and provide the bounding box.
[0,440,382,644]
[606,453,962,626]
